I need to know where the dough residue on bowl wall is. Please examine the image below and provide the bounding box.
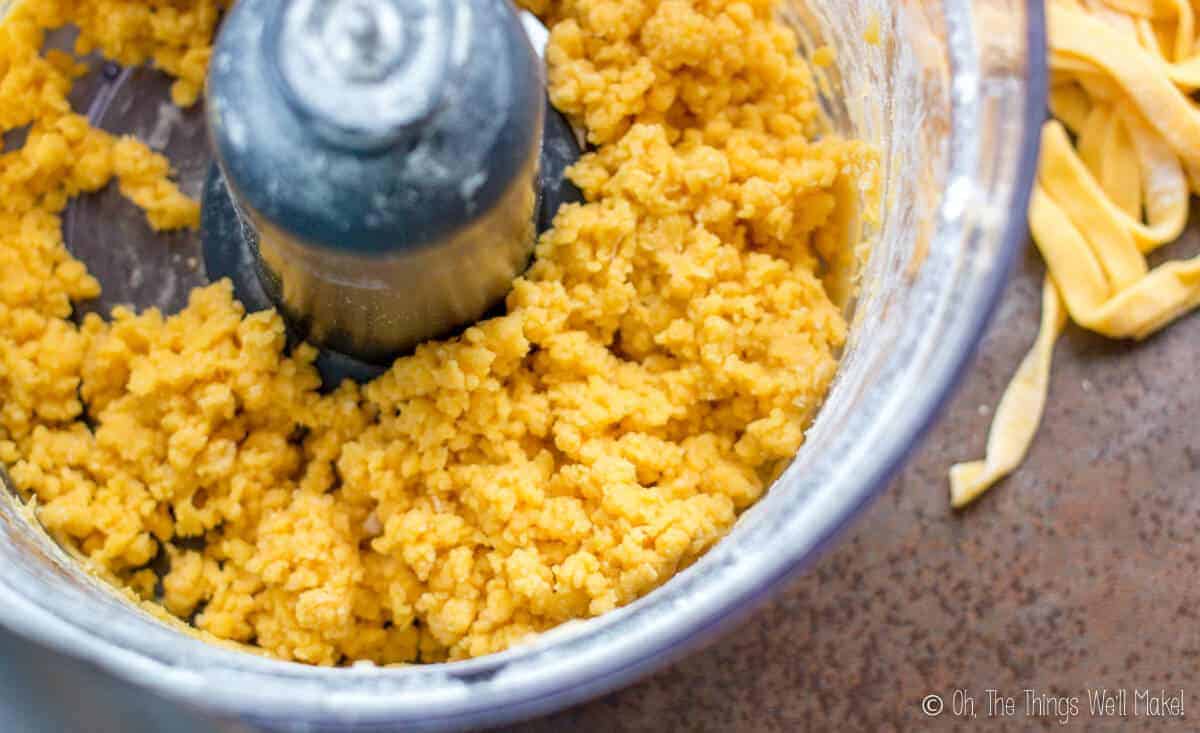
[0,0,877,664]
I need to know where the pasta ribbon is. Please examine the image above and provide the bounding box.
[951,0,1200,506]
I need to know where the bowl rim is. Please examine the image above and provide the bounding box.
[0,1,1048,729]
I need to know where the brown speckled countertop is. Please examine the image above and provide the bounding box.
[509,231,1200,731]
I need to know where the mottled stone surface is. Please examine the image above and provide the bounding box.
[510,235,1200,731]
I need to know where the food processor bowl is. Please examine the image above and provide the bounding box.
[0,0,1046,729]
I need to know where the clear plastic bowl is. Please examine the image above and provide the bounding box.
[0,0,1046,729]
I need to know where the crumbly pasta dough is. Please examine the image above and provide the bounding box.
[0,0,877,663]
[951,0,1200,507]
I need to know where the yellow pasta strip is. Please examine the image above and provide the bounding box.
[1050,3,1200,170]
[1098,0,1162,18]
[1076,105,1111,176]
[950,279,1067,508]
[1165,56,1200,90]
[1028,184,1112,320]
[1100,114,1142,218]
[1039,122,1147,292]
[1034,179,1200,339]
[1121,110,1189,250]
[1048,84,1092,134]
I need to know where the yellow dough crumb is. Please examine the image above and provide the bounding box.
[863,13,881,47]
[0,0,876,664]
[952,0,1200,507]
